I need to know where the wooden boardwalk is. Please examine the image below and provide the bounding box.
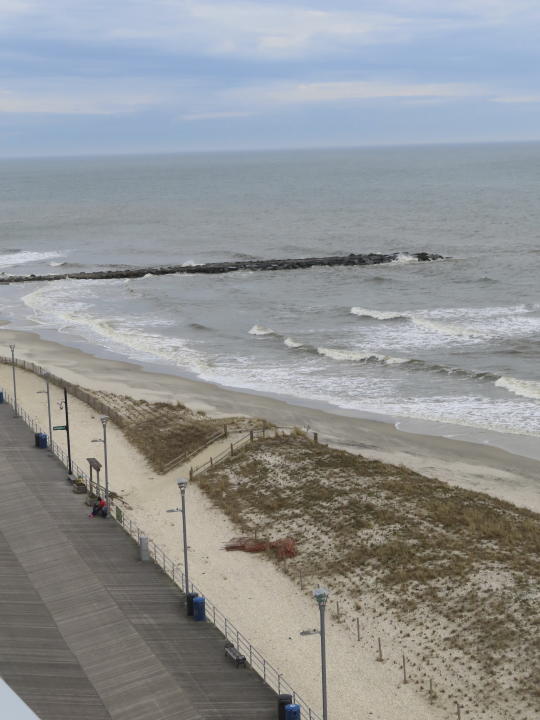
[0,403,276,720]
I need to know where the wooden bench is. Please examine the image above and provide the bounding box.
[224,641,246,668]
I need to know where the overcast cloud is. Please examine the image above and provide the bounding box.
[1,0,539,155]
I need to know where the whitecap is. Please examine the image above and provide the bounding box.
[411,317,485,338]
[495,376,540,401]
[249,324,277,336]
[317,347,406,364]
[350,307,405,321]
[391,253,418,264]
[0,250,63,268]
[284,337,304,349]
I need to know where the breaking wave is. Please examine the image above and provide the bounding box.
[410,317,485,338]
[0,250,63,269]
[249,324,279,336]
[284,337,304,348]
[351,307,405,321]
[350,304,540,340]
[391,253,420,264]
[317,347,407,364]
[495,376,540,401]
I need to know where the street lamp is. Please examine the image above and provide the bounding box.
[167,478,190,599]
[37,372,53,450]
[91,416,110,511]
[178,478,189,596]
[8,344,17,417]
[313,587,329,720]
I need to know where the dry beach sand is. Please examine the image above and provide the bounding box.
[1,326,539,720]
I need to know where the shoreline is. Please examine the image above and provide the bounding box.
[1,324,539,513]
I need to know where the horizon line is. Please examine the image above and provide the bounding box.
[2,138,540,162]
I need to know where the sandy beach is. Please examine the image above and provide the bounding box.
[1,326,539,720]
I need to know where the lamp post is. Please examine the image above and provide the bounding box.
[167,478,190,598]
[178,478,189,595]
[91,416,110,511]
[313,587,329,720]
[9,344,17,417]
[37,372,53,450]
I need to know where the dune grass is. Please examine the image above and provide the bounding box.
[196,432,540,718]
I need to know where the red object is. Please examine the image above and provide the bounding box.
[225,536,297,558]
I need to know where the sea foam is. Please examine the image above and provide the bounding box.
[249,324,277,336]
[317,347,407,364]
[495,376,540,400]
[350,307,405,320]
[284,337,304,348]
[0,250,63,268]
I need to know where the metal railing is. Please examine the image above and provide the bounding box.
[162,426,227,474]
[0,388,322,720]
[190,426,295,478]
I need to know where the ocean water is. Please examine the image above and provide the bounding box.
[0,144,539,439]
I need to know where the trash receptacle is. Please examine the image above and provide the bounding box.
[193,596,206,622]
[284,704,301,720]
[186,592,198,616]
[34,432,41,447]
[0,391,4,403]
[278,694,293,720]
[38,433,48,449]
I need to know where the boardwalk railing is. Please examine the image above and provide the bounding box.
[0,388,322,720]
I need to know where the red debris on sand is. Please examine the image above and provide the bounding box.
[225,536,297,558]
[271,537,297,559]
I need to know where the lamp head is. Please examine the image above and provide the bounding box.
[177,478,188,491]
[100,415,109,426]
[313,587,329,606]
[9,344,15,352]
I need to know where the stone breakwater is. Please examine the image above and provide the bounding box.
[0,252,443,283]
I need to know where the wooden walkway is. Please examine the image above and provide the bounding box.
[0,403,276,720]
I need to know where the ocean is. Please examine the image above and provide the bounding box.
[1,144,539,442]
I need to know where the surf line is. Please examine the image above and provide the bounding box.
[0,252,444,284]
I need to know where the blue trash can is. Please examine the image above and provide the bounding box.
[34,432,41,447]
[38,433,48,449]
[193,596,206,622]
[0,391,4,403]
[284,704,301,720]
[186,592,198,616]
[278,694,293,720]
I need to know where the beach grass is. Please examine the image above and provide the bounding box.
[194,432,540,718]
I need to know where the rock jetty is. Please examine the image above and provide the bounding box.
[0,252,443,284]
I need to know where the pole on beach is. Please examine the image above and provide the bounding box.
[63,389,73,475]
[101,416,110,510]
[166,479,189,607]
[313,588,329,720]
[9,344,18,417]
[91,416,110,511]
[37,372,53,450]
[178,478,189,597]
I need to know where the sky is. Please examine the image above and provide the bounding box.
[1,0,540,156]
